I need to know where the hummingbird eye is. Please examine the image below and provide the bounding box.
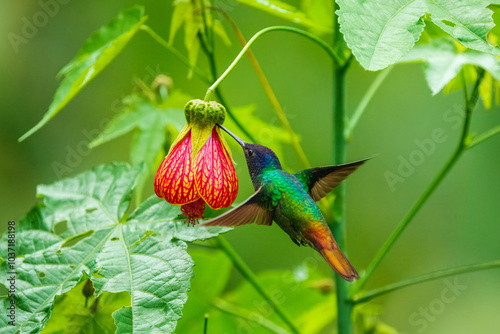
[247,149,254,156]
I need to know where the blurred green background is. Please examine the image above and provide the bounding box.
[1,1,500,333]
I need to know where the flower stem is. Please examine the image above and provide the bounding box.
[353,260,500,303]
[204,26,341,102]
[355,69,485,293]
[216,236,300,334]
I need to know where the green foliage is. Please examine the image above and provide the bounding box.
[233,0,331,34]
[168,0,231,78]
[337,0,427,71]
[19,6,147,142]
[0,163,228,333]
[402,37,500,95]
[337,0,500,71]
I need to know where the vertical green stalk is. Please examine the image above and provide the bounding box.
[331,62,353,334]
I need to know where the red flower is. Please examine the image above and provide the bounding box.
[154,100,238,226]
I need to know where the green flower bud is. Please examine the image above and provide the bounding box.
[184,99,226,126]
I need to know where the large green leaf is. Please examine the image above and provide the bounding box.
[0,163,228,333]
[337,0,500,71]
[337,0,427,71]
[402,38,500,94]
[19,6,147,142]
[427,0,500,57]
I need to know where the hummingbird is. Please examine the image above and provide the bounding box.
[202,124,369,282]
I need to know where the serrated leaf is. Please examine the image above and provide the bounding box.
[19,6,147,142]
[234,0,330,33]
[426,0,500,57]
[0,163,229,333]
[402,37,500,94]
[337,0,428,71]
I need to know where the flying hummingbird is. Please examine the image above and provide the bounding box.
[202,124,369,282]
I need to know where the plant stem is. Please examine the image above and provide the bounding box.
[355,69,485,293]
[140,25,211,84]
[345,66,393,139]
[467,124,500,149]
[216,236,300,334]
[203,26,341,101]
[353,260,500,303]
[332,61,354,334]
[203,314,209,334]
[213,298,290,334]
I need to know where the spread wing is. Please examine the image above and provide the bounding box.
[201,187,273,227]
[295,158,370,201]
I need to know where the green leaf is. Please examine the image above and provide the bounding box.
[0,163,229,333]
[19,6,147,142]
[337,0,500,71]
[426,0,500,57]
[90,92,187,168]
[41,281,130,334]
[337,0,427,71]
[234,0,331,33]
[402,37,500,94]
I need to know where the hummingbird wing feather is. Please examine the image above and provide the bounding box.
[201,187,273,227]
[295,159,369,201]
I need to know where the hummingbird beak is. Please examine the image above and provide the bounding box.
[216,124,246,148]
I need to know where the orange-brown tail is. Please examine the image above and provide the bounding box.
[305,224,359,282]
[319,246,359,282]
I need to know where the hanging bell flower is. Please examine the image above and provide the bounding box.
[154,99,238,226]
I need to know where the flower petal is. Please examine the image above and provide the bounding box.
[195,128,238,209]
[154,130,200,205]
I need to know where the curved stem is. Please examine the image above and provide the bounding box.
[197,10,259,145]
[208,7,311,168]
[140,25,211,84]
[353,260,500,304]
[355,69,485,293]
[204,25,341,101]
[345,66,393,139]
[216,236,300,334]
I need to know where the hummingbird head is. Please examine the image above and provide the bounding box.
[217,124,282,181]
